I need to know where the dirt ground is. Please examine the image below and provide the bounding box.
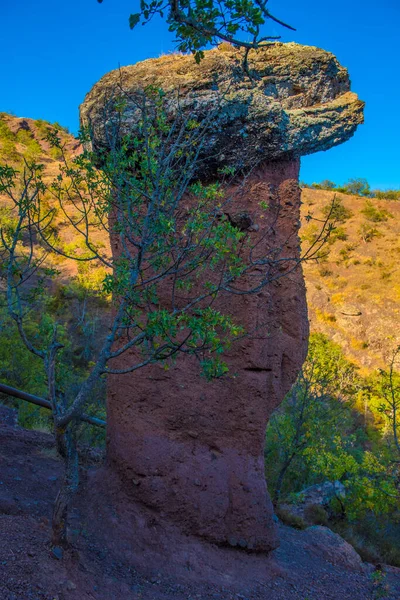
[1,411,399,600]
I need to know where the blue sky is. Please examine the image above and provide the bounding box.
[0,0,399,189]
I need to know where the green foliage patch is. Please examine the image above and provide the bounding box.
[266,334,400,565]
[361,200,393,223]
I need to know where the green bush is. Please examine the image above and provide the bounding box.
[309,180,337,190]
[0,117,19,162]
[319,267,333,277]
[359,222,382,242]
[265,334,400,565]
[372,189,400,201]
[15,129,42,160]
[0,296,106,438]
[330,226,348,242]
[276,507,307,530]
[304,504,329,526]
[302,179,400,201]
[322,197,353,223]
[361,200,393,223]
[333,516,400,567]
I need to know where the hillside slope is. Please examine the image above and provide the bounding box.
[0,113,108,288]
[1,113,399,371]
[301,188,400,371]
[0,112,79,168]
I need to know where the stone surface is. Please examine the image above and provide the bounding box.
[301,480,346,504]
[80,44,363,552]
[280,480,346,524]
[304,526,363,572]
[106,159,308,551]
[80,43,364,177]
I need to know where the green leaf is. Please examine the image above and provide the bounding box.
[194,50,204,64]
[129,13,141,29]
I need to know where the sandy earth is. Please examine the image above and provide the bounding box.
[0,410,399,600]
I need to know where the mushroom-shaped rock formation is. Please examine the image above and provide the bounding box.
[81,43,364,178]
[80,43,364,552]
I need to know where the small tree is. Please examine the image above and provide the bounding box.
[266,335,399,519]
[341,177,371,197]
[377,346,400,460]
[319,179,337,190]
[0,87,329,549]
[266,334,359,503]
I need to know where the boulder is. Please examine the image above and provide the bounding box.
[280,481,346,525]
[80,43,364,552]
[304,526,363,572]
[80,43,364,178]
[105,158,307,552]
[300,480,346,506]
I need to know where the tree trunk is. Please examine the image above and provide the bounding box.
[274,454,296,505]
[51,427,79,548]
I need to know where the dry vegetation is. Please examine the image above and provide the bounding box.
[301,187,400,371]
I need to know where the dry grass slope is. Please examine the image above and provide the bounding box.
[301,188,400,371]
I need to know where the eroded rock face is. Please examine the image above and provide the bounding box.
[107,160,307,551]
[80,43,364,178]
[80,44,363,552]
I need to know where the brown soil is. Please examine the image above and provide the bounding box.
[1,410,400,600]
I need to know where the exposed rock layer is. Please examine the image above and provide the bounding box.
[80,43,364,177]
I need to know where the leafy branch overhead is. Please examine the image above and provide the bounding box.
[96,0,295,62]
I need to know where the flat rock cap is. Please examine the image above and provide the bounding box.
[80,43,364,176]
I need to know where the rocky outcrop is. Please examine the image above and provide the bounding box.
[106,159,307,552]
[280,481,346,525]
[304,526,363,572]
[80,43,364,178]
[80,43,364,552]
[299,481,346,506]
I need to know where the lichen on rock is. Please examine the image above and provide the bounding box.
[80,42,364,178]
